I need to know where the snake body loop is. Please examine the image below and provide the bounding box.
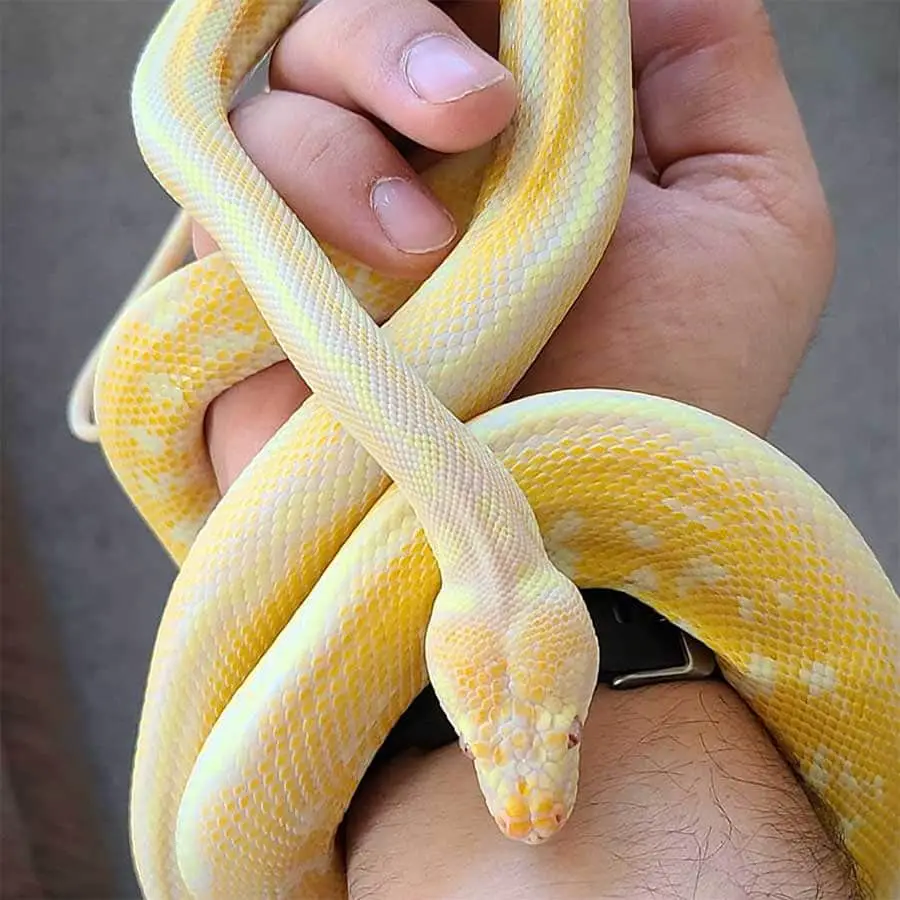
[72,0,899,897]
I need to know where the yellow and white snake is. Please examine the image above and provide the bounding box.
[67,0,899,897]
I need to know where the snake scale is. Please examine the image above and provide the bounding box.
[66,0,899,897]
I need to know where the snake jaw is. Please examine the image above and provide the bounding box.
[495,803,569,844]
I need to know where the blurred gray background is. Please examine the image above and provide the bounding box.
[2,2,898,897]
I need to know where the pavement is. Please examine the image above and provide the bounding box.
[2,2,897,896]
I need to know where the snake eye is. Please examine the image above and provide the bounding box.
[567,717,583,750]
[459,737,475,759]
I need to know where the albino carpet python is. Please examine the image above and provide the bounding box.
[67,0,899,897]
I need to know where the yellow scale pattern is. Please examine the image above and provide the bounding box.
[80,0,900,897]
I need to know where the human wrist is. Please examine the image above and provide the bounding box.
[345,681,860,900]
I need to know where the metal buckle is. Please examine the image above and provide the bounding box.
[611,631,717,690]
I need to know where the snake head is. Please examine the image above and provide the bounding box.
[460,706,585,843]
[427,564,598,845]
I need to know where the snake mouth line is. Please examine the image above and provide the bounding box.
[496,807,568,844]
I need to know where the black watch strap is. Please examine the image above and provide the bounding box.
[583,589,717,689]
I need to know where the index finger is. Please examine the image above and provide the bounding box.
[269,0,515,154]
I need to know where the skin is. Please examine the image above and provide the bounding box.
[193,0,856,895]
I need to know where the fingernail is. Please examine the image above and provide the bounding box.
[371,177,457,254]
[404,33,508,104]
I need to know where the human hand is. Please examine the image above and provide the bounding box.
[199,0,835,492]
[187,8,850,896]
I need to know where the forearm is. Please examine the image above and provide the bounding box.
[345,682,859,900]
